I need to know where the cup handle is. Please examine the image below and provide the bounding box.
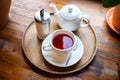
[79,15,90,28]
[43,44,52,51]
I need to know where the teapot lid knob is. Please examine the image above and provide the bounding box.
[68,7,73,13]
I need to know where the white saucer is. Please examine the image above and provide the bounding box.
[41,33,84,67]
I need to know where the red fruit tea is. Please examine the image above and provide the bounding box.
[52,34,74,49]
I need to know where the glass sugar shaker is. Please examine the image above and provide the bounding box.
[34,9,50,39]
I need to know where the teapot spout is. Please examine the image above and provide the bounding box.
[50,3,59,16]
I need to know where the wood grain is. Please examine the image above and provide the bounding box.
[0,0,119,80]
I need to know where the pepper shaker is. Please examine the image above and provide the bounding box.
[34,9,50,39]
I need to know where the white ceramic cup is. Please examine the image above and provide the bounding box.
[43,29,78,64]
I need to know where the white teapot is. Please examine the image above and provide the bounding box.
[50,3,90,31]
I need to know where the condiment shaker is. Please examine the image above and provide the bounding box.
[34,9,50,39]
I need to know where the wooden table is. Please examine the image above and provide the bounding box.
[0,0,120,80]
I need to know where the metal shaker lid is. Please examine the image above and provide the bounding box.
[34,9,50,22]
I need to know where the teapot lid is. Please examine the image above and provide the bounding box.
[60,5,81,20]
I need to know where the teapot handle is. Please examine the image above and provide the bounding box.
[79,15,90,28]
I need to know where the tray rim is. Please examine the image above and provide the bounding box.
[22,21,97,74]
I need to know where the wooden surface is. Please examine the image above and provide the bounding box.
[0,0,120,80]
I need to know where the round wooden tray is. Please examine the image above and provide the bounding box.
[22,16,97,74]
